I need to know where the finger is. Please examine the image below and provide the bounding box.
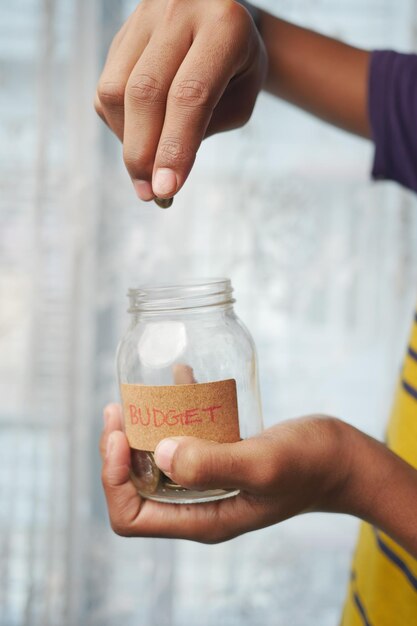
[151,24,245,198]
[108,11,134,55]
[122,28,192,200]
[99,403,123,461]
[154,434,280,493]
[94,90,110,127]
[104,471,269,543]
[96,12,151,141]
[172,363,196,384]
[127,486,271,543]
[94,12,134,127]
[101,430,144,534]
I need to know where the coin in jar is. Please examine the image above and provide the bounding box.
[130,449,161,494]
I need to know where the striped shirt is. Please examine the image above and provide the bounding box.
[342,51,417,625]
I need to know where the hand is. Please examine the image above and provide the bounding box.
[100,404,354,543]
[94,0,267,202]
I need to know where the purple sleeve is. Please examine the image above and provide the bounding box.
[369,50,417,193]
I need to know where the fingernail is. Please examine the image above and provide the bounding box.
[106,433,115,459]
[154,438,179,473]
[153,168,177,197]
[133,179,154,201]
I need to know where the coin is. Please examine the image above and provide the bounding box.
[130,450,161,494]
[154,197,173,209]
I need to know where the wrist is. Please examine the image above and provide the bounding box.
[317,418,387,519]
[310,417,356,514]
[329,422,413,525]
[345,427,417,548]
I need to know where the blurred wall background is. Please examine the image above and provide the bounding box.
[1,0,417,624]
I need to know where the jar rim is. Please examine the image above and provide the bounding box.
[127,278,235,312]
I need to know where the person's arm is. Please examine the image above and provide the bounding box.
[342,426,417,555]
[259,13,371,138]
[259,14,417,192]
[100,403,417,556]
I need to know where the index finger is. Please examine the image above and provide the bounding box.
[151,28,241,198]
[122,25,192,199]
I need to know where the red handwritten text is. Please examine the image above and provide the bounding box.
[129,404,223,428]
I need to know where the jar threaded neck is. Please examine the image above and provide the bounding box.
[128,278,235,312]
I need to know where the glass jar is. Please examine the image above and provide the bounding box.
[117,278,263,504]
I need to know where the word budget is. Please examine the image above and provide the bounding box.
[128,403,223,428]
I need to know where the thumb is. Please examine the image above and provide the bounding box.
[154,435,276,493]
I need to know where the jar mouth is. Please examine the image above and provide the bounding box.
[128,278,235,312]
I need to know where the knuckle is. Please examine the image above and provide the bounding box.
[94,95,104,118]
[97,80,125,107]
[158,137,192,167]
[213,0,248,27]
[230,0,252,23]
[110,517,129,537]
[211,0,235,19]
[237,101,254,127]
[101,464,108,488]
[224,448,240,478]
[127,74,165,105]
[161,0,182,20]
[171,79,211,109]
[212,1,254,47]
[99,438,106,460]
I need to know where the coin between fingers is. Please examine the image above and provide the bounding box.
[154,197,173,209]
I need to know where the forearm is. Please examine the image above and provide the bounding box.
[258,11,371,138]
[336,421,417,557]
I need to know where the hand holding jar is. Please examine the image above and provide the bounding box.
[100,405,352,543]
[100,404,417,557]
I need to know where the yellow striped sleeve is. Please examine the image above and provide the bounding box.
[341,309,417,626]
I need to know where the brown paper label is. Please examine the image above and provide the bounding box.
[121,379,240,452]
